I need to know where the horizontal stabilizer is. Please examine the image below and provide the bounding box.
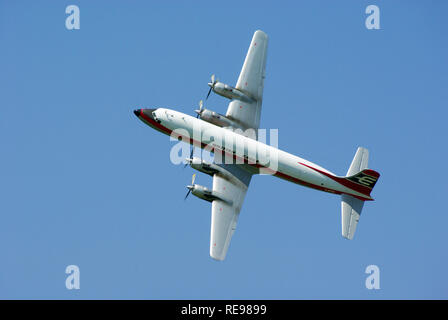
[341,194,364,239]
[347,147,369,176]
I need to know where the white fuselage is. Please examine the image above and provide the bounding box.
[147,108,369,200]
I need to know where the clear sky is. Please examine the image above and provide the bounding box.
[1,0,447,299]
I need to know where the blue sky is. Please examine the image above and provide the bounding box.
[1,0,447,299]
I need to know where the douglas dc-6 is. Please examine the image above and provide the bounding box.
[134,30,380,261]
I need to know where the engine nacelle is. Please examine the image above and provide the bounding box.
[212,82,253,102]
[189,183,232,205]
[198,109,238,128]
[187,157,222,176]
[190,184,221,202]
[185,158,233,205]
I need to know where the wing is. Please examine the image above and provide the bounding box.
[226,30,268,132]
[209,30,267,260]
[210,165,252,260]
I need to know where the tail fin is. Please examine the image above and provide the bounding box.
[341,147,379,240]
[345,169,380,194]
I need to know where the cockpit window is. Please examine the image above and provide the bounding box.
[152,111,161,123]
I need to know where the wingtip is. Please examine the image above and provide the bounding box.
[254,29,268,38]
[210,250,226,261]
[211,256,225,262]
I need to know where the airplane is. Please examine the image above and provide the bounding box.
[133,30,380,261]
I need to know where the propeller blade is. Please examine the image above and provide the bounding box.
[206,87,212,100]
[211,74,215,84]
[191,173,196,185]
[184,188,192,200]
[199,100,203,111]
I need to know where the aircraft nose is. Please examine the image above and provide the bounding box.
[133,108,158,121]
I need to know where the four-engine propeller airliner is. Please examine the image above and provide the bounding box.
[133,30,380,261]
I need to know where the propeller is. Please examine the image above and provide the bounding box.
[184,173,196,200]
[184,145,195,168]
[194,100,204,119]
[206,74,218,100]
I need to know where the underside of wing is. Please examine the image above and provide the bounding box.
[210,170,251,261]
[235,30,268,101]
[226,30,268,132]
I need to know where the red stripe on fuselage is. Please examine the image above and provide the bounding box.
[298,162,372,197]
